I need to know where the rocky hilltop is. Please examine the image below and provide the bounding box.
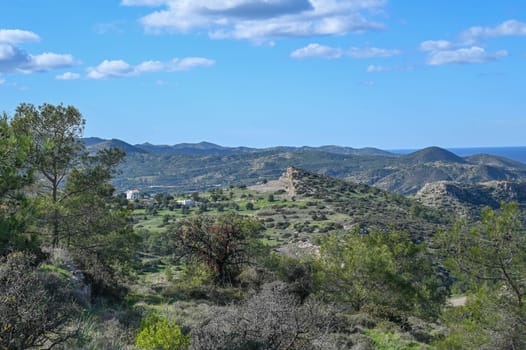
[416,180,526,219]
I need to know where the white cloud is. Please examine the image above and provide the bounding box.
[460,19,526,44]
[420,20,521,66]
[427,47,508,66]
[365,64,412,72]
[0,29,77,74]
[291,43,400,59]
[0,78,5,85]
[419,40,451,51]
[125,0,387,41]
[28,53,76,72]
[0,43,76,73]
[347,47,400,58]
[0,29,40,44]
[290,43,343,58]
[87,57,215,79]
[56,72,81,80]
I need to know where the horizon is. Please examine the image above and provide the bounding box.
[85,136,526,151]
[2,1,526,148]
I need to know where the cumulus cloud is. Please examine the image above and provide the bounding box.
[0,43,76,73]
[87,57,215,79]
[427,47,508,65]
[460,19,526,44]
[0,29,77,74]
[291,43,400,59]
[420,20,522,66]
[0,29,40,44]
[123,0,387,41]
[56,72,81,80]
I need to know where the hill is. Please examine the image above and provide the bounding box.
[416,180,526,220]
[84,138,146,155]
[82,138,526,195]
[403,146,466,164]
[256,166,450,239]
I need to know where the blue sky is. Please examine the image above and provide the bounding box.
[0,0,525,148]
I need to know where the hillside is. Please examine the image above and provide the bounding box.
[416,180,526,220]
[255,167,450,239]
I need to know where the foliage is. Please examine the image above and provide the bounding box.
[62,148,141,297]
[0,114,38,255]
[172,213,264,285]
[365,329,423,350]
[135,314,189,350]
[435,202,526,349]
[0,252,81,349]
[316,228,449,319]
[12,103,85,247]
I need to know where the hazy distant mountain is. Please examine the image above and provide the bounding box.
[83,138,396,157]
[402,147,466,164]
[82,138,526,195]
[84,138,146,155]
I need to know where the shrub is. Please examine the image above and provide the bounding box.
[135,314,189,350]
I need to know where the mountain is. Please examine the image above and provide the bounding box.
[464,154,526,171]
[416,180,526,220]
[84,138,146,155]
[403,147,466,164]
[135,141,249,155]
[81,138,526,195]
[84,138,396,157]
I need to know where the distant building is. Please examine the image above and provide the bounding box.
[177,199,196,206]
[126,189,140,201]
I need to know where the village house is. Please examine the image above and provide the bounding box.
[126,189,140,201]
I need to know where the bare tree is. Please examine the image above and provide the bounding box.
[191,282,336,350]
[0,253,82,349]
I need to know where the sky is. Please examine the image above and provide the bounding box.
[0,0,525,149]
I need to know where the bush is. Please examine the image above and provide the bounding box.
[191,282,335,349]
[0,252,82,349]
[135,314,189,350]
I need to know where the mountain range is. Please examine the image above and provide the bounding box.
[83,138,526,196]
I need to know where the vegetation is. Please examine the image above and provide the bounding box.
[435,202,526,348]
[316,229,449,319]
[2,101,526,349]
[135,314,189,350]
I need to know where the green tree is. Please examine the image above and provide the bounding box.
[317,228,448,319]
[0,113,36,255]
[436,202,526,349]
[62,147,140,297]
[12,103,85,247]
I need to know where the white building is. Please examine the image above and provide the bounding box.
[126,189,140,201]
[177,199,196,206]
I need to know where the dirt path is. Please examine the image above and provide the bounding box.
[448,296,467,307]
